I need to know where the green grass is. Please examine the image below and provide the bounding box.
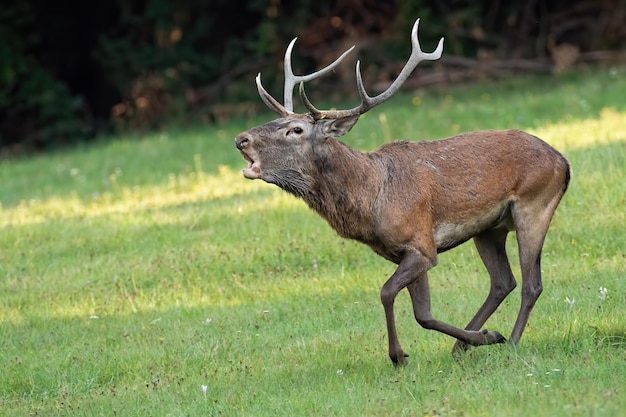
[1,66,625,416]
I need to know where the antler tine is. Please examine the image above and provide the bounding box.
[284,38,355,112]
[256,74,291,117]
[357,18,444,112]
[300,81,361,120]
[256,39,354,115]
[303,18,444,120]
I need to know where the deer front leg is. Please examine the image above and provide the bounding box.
[380,250,434,365]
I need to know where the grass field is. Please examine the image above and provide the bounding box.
[1,66,625,416]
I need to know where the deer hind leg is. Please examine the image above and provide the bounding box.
[509,197,561,344]
[452,228,517,353]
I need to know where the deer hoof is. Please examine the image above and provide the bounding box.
[390,352,410,366]
[481,329,507,344]
[494,331,507,344]
[452,331,506,355]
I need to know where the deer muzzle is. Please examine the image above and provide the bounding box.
[235,133,261,179]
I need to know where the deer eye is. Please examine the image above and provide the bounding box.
[286,126,304,137]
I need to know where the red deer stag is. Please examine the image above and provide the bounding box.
[235,18,570,365]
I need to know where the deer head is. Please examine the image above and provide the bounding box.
[236,19,443,187]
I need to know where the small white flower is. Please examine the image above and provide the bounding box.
[336,369,343,376]
[204,318,212,324]
[598,287,608,301]
[201,384,208,398]
[565,297,576,310]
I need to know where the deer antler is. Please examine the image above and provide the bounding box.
[301,18,444,120]
[256,39,355,116]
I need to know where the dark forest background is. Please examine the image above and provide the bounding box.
[1,0,625,153]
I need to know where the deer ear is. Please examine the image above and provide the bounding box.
[319,115,360,138]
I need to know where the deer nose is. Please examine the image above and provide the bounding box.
[235,134,252,151]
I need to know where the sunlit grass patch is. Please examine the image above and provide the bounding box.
[533,106,626,150]
[1,164,267,227]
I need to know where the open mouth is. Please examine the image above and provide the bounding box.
[242,152,254,168]
[240,151,261,179]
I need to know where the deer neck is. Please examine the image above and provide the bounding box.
[303,138,380,240]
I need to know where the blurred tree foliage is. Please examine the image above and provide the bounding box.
[0,2,90,151]
[0,0,624,152]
